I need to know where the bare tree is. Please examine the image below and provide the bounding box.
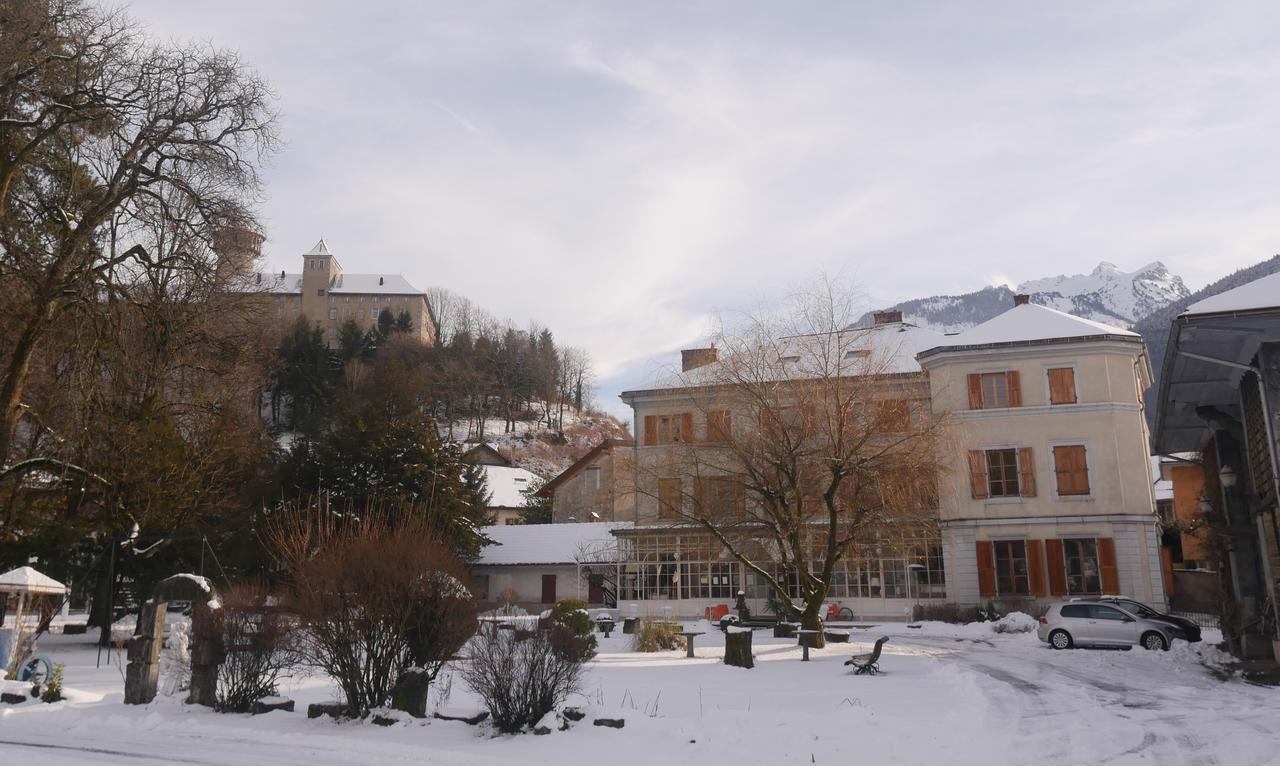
[0,0,278,472]
[637,278,949,645]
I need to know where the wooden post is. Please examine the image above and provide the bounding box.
[723,629,753,669]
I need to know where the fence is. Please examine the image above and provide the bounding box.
[1171,611,1219,630]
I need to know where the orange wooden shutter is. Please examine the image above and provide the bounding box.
[1053,445,1089,495]
[967,374,983,409]
[1007,370,1022,407]
[976,541,997,598]
[1017,447,1036,497]
[643,415,656,446]
[706,411,730,442]
[658,478,681,518]
[1098,537,1119,594]
[1026,540,1046,597]
[680,412,693,442]
[967,450,989,499]
[1048,368,1076,405]
[1045,539,1067,596]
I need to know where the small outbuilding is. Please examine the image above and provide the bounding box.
[471,521,631,612]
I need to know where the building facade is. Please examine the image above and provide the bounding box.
[918,299,1166,610]
[537,439,634,524]
[535,298,1164,621]
[256,240,436,346]
[1154,270,1280,663]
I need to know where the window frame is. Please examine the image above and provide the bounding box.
[993,539,1030,596]
[985,448,1021,498]
[979,372,1012,409]
[1062,537,1102,595]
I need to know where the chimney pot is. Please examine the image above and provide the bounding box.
[1014,294,1031,306]
[280,269,285,279]
[873,310,903,326]
[681,346,718,372]
[379,276,385,286]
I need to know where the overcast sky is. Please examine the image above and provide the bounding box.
[129,1,1280,422]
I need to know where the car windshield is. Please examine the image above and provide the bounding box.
[1116,600,1157,618]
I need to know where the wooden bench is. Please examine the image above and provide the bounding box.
[844,636,889,675]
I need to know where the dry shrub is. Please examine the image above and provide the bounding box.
[462,627,584,733]
[266,508,478,717]
[632,618,686,652]
[209,584,299,713]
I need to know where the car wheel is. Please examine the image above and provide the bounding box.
[1049,629,1073,650]
[1141,632,1168,651]
[837,607,854,621]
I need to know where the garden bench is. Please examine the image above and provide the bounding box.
[844,636,889,675]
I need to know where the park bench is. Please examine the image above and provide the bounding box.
[844,636,889,675]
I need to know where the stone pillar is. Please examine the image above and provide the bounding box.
[391,668,431,718]
[187,604,223,707]
[123,600,168,704]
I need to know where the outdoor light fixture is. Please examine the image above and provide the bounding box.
[1198,496,1212,514]
[1219,464,1238,489]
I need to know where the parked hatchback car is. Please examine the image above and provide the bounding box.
[1071,596,1202,643]
[1037,601,1193,650]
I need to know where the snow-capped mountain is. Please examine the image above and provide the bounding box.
[862,261,1189,334]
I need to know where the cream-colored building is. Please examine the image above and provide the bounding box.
[559,298,1168,619]
[918,298,1166,608]
[537,439,635,524]
[256,239,436,346]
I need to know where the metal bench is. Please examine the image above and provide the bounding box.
[844,636,889,675]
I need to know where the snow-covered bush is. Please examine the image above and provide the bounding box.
[548,599,596,661]
[462,628,584,734]
[990,611,1038,634]
[633,618,685,652]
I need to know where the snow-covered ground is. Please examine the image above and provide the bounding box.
[1,619,1276,765]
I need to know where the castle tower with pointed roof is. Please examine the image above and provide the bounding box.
[254,239,436,346]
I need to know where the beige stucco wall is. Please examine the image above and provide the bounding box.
[551,447,635,523]
[921,340,1155,524]
[920,337,1165,607]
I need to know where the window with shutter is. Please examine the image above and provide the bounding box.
[643,416,657,446]
[1052,445,1090,495]
[706,410,731,442]
[993,541,1030,595]
[1063,538,1101,594]
[985,448,1020,497]
[971,371,1022,409]
[1047,367,1077,405]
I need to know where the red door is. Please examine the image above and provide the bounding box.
[588,574,604,604]
[541,574,557,604]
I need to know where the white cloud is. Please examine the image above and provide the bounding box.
[129,0,1280,418]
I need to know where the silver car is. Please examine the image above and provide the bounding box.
[1037,601,1190,650]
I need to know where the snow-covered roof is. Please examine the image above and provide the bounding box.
[482,464,541,509]
[306,238,333,257]
[1150,456,1173,501]
[1182,270,1280,316]
[327,273,423,295]
[241,271,424,296]
[920,303,1138,354]
[624,321,945,397]
[0,566,67,595]
[475,522,632,566]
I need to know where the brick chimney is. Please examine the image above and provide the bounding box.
[1013,294,1031,306]
[681,347,718,372]
[873,310,903,326]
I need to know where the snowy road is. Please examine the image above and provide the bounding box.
[1,623,1276,765]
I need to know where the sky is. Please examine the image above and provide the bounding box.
[128,1,1280,422]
